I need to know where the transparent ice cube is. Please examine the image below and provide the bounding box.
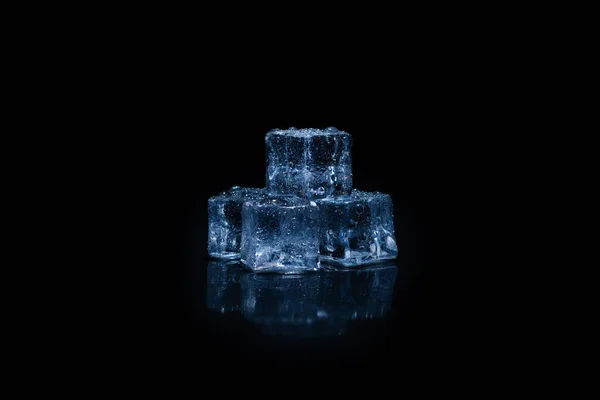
[208,186,267,259]
[316,189,398,267]
[266,127,352,199]
[241,195,320,273]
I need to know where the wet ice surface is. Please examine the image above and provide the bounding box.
[266,127,352,199]
[240,196,320,274]
[206,261,397,336]
[316,189,398,267]
[208,127,398,270]
[208,186,266,259]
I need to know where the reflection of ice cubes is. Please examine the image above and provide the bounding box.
[241,196,320,274]
[206,260,243,313]
[319,263,397,327]
[239,263,397,336]
[241,273,322,336]
[317,190,398,267]
[208,186,266,259]
[266,127,352,199]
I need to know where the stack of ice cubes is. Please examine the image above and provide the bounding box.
[208,127,397,273]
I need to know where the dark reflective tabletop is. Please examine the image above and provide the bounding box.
[208,261,397,337]
[177,255,432,367]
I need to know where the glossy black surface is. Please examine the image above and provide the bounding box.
[209,261,397,337]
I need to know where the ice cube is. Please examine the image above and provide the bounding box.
[316,190,398,267]
[266,127,352,199]
[241,195,320,273]
[208,186,266,259]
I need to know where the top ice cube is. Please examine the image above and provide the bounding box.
[266,127,352,199]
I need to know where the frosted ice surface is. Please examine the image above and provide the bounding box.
[241,196,320,273]
[266,127,352,199]
[316,189,398,267]
[208,186,267,259]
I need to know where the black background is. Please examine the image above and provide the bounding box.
[35,7,530,377]
[172,79,437,369]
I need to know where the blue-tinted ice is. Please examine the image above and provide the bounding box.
[241,196,320,274]
[208,186,266,259]
[266,127,352,199]
[316,189,398,267]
